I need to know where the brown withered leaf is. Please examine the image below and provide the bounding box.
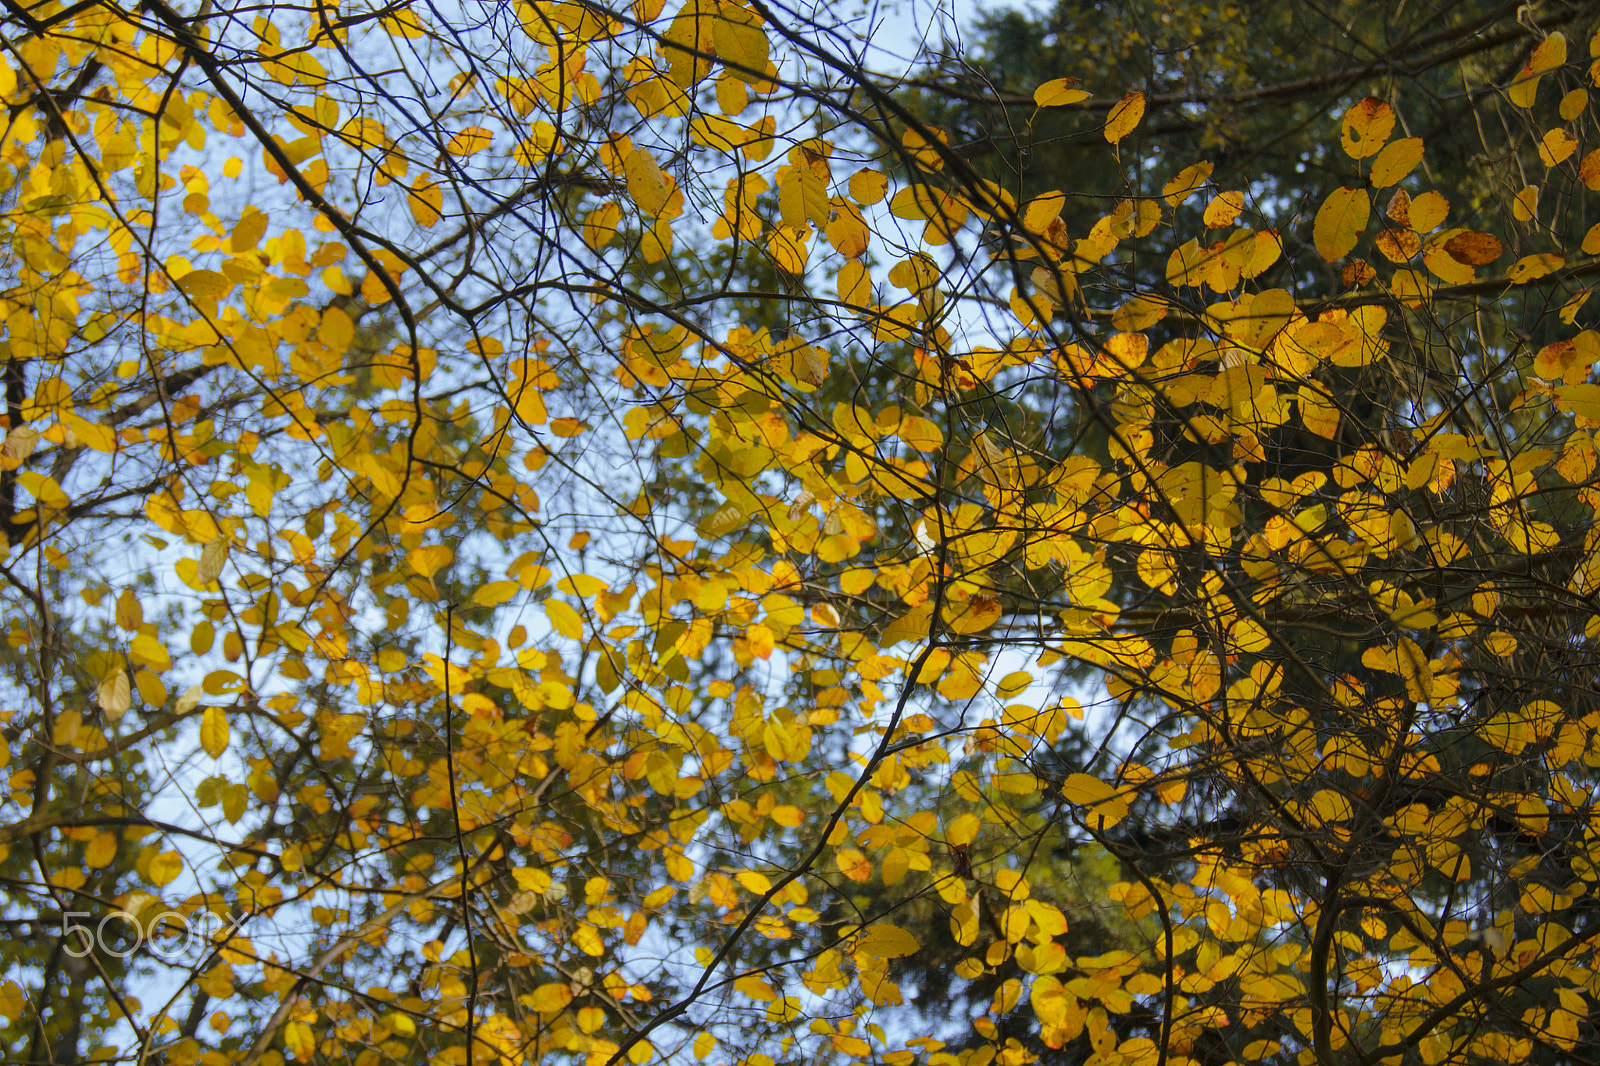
[1375,229,1421,263]
[1443,230,1505,266]
[1341,258,1377,288]
[1385,188,1411,228]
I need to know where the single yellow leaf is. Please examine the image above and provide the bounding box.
[1163,161,1212,206]
[1369,137,1424,186]
[409,175,443,227]
[712,6,768,84]
[545,599,583,639]
[445,126,493,156]
[1313,187,1369,261]
[1540,128,1578,166]
[1340,97,1394,159]
[472,580,520,606]
[197,537,229,585]
[837,258,870,306]
[947,812,980,846]
[85,831,118,869]
[625,147,671,215]
[853,923,920,957]
[1407,189,1449,232]
[200,705,229,758]
[848,168,887,206]
[1103,92,1145,144]
[407,544,453,578]
[836,847,871,881]
[147,849,184,886]
[97,669,131,720]
[526,983,574,1012]
[1033,78,1090,107]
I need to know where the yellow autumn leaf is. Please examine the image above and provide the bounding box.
[97,669,131,720]
[836,847,871,881]
[712,6,768,83]
[409,175,443,227]
[473,580,519,606]
[1033,79,1091,107]
[625,147,671,215]
[1060,773,1129,828]
[1508,32,1566,108]
[544,599,584,639]
[408,544,453,578]
[1340,97,1394,159]
[1163,161,1212,206]
[147,849,184,886]
[200,705,229,758]
[445,126,492,156]
[1313,187,1369,261]
[1103,92,1145,144]
[946,812,980,846]
[526,983,574,1012]
[284,1020,316,1061]
[1369,137,1424,186]
[848,168,887,205]
[85,831,119,869]
[853,923,920,957]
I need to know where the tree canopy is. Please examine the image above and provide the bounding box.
[2,2,1600,1066]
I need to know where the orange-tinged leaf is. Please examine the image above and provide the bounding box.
[1103,92,1145,144]
[1375,228,1420,262]
[1340,97,1394,159]
[1581,149,1600,190]
[1203,190,1244,228]
[1313,187,1369,261]
[767,225,809,273]
[1443,231,1503,266]
[836,847,871,881]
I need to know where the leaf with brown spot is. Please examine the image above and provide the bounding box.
[1443,231,1504,267]
[1375,229,1420,263]
[1385,189,1411,228]
[1341,258,1376,288]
